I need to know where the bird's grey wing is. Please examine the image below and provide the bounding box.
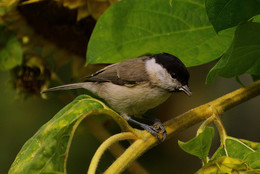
[85,57,150,86]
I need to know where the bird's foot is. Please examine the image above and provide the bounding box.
[152,120,167,141]
[121,114,167,142]
[138,123,161,141]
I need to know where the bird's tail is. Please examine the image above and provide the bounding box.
[41,82,87,94]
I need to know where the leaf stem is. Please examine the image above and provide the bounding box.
[104,139,152,174]
[213,113,228,156]
[88,132,137,174]
[85,117,149,174]
[197,116,215,136]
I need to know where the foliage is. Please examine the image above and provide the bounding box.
[180,127,260,173]
[178,126,214,163]
[87,0,234,66]
[21,0,118,20]
[197,156,254,174]
[206,21,260,83]
[87,0,260,83]
[9,95,133,173]
[213,138,260,168]
[205,0,260,33]
[0,28,22,71]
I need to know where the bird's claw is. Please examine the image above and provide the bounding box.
[153,121,167,141]
[140,122,167,142]
[144,125,160,140]
[125,115,167,142]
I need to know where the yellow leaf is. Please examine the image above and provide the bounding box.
[21,0,44,5]
[197,156,255,174]
[77,6,90,21]
[87,0,110,20]
[62,0,86,9]
[0,0,18,7]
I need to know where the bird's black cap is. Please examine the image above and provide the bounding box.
[152,53,190,85]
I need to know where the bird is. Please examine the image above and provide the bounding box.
[41,53,191,141]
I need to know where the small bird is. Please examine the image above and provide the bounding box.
[42,53,191,141]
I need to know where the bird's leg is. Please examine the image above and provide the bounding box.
[143,115,167,141]
[121,114,162,141]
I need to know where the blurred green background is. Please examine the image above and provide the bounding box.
[1,62,259,173]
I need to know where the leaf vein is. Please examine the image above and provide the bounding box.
[98,26,212,57]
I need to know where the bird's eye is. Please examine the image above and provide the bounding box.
[171,73,177,78]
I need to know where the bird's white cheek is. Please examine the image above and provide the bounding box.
[145,59,172,88]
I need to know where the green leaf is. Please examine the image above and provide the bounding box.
[244,152,260,169]
[239,139,260,151]
[247,58,260,75]
[0,28,22,71]
[87,0,233,67]
[211,137,260,169]
[9,95,130,174]
[205,0,260,33]
[206,21,260,84]
[178,126,214,160]
[225,138,255,159]
[212,137,256,160]
[0,7,5,16]
[254,15,260,22]
[0,0,17,15]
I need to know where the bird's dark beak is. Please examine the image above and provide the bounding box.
[180,85,192,96]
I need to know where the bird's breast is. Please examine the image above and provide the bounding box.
[97,82,171,116]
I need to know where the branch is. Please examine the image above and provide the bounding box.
[105,80,260,173]
[85,117,149,174]
[88,132,136,174]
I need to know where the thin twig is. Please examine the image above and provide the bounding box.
[213,113,228,156]
[105,139,148,174]
[85,117,149,174]
[88,132,136,174]
[197,116,215,135]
